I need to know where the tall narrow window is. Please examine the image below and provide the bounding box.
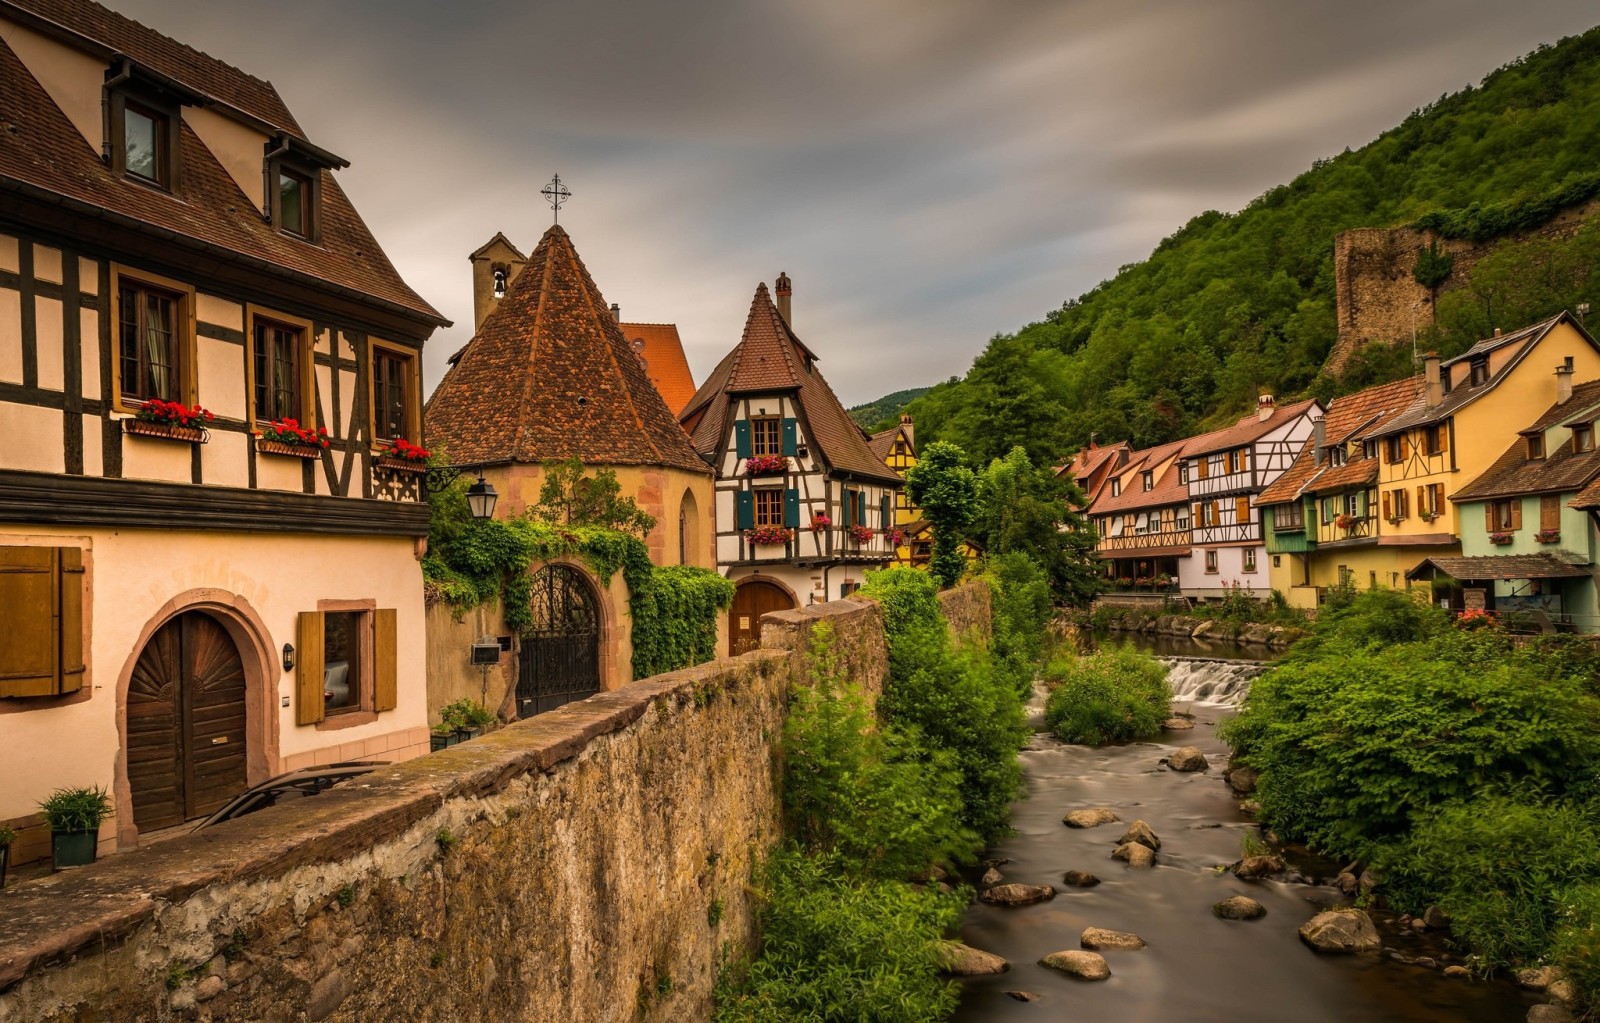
[751,416,782,456]
[278,169,310,238]
[123,103,166,184]
[253,319,303,423]
[372,348,413,442]
[322,611,364,715]
[754,488,784,527]
[1576,425,1595,453]
[118,280,181,403]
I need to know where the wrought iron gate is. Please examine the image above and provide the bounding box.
[517,565,601,717]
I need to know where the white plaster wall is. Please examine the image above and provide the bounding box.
[121,432,192,483]
[33,296,62,392]
[1179,544,1270,598]
[0,401,64,473]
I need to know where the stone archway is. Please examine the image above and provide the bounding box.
[678,487,700,566]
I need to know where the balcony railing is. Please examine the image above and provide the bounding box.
[1097,528,1192,552]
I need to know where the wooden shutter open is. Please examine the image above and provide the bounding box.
[373,608,397,712]
[0,547,60,698]
[734,420,751,460]
[1417,485,1427,516]
[735,491,754,530]
[783,489,800,529]
[1235,496,1250,523]
[296,611,326,726]
[1382,492,1392,520]
[1542,495,1561,531]
[57,548,84,694]
[1485,503,1495,532]
[1510,500,1523,531]
[782,418,798,456]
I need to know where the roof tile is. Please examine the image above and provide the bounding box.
[620,322,696,416]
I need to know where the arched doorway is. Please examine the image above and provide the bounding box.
[678,487,699,566]
[730,578,795,655]
[127,611,248,832]
[516,564,602,717]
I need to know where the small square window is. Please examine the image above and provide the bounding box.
[1526,433,1545,460]
[1576,425,1595,453]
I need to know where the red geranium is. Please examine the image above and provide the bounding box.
[260,417,331,449]
[382,437,430,463]
[137,398,213,428]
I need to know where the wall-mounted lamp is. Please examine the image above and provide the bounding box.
[282,643,296,672]
[466,473,499,520]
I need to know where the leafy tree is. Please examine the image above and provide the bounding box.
[903,441,978,589]
[1043,646,1171,745]
[1412,239,1456,301]
[970,447,1102,606]
[533,458,656,537]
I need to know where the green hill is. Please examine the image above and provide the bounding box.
[912,25,1600,468]
[848,387,931,431]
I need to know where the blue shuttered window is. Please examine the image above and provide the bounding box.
[736,491,754,530]
[734,421,751,460]
[784,489,800,528]
[782,418,798,456]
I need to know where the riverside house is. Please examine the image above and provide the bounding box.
[679,275,902,651]
[0,0,447,864]
[1089,438,1192,593]
[868,414,921,567]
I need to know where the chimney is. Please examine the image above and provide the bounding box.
[1558,356,1575,405]
[1312,416,1326,463]
[775,271,792,326]
[1257,393,1275,423]
[1424,352,1442,408]
[1494,327,1503,337]
[899,412,914,448]
[610,302,620,322]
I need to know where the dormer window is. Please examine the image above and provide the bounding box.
[277,168,312,237]
[1526,433,1546,460]
[1141,471,1153,492]
[1576,424,1595,453]
[264,133,347,243]
[1470,358,1489,387]
[123,102,167,184]
[1329,446,1346,467]
[104,59,192,191]
[492,265,509,298]
[1110,478,1121,497]
[1178,463,1189,484]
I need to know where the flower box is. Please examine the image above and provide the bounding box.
[885,528,906,547]
[809,514,832,533]
[258,438,324,459]
[745,526,794,547]
[1535,529,1562,544]
[848,525,876,544]
[376,456,428,475]
[123,418,206,443]
[376,438,430,474]
[1488,531,1514,546]
[1335,514,1356,531]
[745,455,789,476]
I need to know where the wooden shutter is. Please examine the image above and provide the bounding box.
[1382,492,1392,520]
[1235,496,1250,523]
[782,418,798,456]
[734,420,751,460]
[1417,485,1427,516]
[880,494,891,529]
[0,547,60,698]
[1542,494,1561,531]
[857,492,868,525]
[1485,503,1495,532]
[1192,502,1202,523]
[373,608,397,712]
[296,611,326,726]
[735,491,754,530]
[57,548,84,694]
[1438,426,1449,454]
[784,489,800,528]
[1510,500,1523,531]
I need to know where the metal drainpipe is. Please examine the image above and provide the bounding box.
[102,62,133,164]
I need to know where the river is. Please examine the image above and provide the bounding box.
[951,638,1539,1022]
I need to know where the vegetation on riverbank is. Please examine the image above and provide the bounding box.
[1043,645,1171,745]
[1223,589,1600,1003]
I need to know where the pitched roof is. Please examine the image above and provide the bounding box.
[868,421,913,463]
[1569,476,1600,510]
[680,284,901,485]
[469,232,525,261]
[1182,399,1320,458]
[1089,438,1191,515]
[0,11,443,326]
[619,323,697,416]
[424,225,710,474]
[1257,377,1422,505]
[1454,380,1600,502]
[1406,553,1588,581]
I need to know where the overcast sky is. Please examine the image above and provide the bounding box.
[112,0,1600,406]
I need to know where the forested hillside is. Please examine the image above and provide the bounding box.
[910,25,1600,468]
[848,387,930,430]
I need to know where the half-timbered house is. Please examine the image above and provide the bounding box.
[868,415,921,566]
[679,277,902,651]
[0,0,447,864]
[1061,440,1130,510]
[425,225,715,718]
[1088,438,1192,592]
[1178,396,1321,598]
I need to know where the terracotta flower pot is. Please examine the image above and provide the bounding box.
[258,438,325,459]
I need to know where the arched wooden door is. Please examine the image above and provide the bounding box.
[127,611,248,832]
[730,579,794,655]
[517,565,602,718]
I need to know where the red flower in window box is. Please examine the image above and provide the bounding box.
[745,455,789,476]
[260,417,331,450]
[1455,608,1498,630]
[1334,513,1356,531]
[809,513,832,532]
[745,526,794,546]
[1535,529,1561,544]
[849,524,876,544]
[1488,531,1514,546]
[885,527,906,547]
[380,438,430,463]
[136,398,213,428]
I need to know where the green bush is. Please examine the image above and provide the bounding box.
[783,625,976,878]
[713,848,961,1023]
[1552,883,1600,1008]
[38,785,113,833]
[1042,646,1171,745]
[986,552,1053,697]
[1376,797,1600,969]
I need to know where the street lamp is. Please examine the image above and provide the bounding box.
[465,473,498,520]
[425,464,498,520]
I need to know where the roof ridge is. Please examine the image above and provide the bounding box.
[511,231,557,463]
[569,231,667,465]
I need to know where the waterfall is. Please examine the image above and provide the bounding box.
[1160,657,1268,707]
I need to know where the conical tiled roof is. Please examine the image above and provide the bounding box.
[424,225,709,473]
[680,283,902,485]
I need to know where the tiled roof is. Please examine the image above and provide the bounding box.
[424,225,709,474]
[868,426,899,462]
[1406,553,1588,581]
[1443,315,1564,367]
[1455,380,1600,502]
[619,322,696,416]
[1089,438,1190,515]
[0,18,443,325]
[1063,441,1129,503]
[1182,399,1320,458]
[1569,477,1600,510]
[680,284,901,485]
[1256,377,1421,505]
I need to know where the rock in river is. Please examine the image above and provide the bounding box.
[1005,990,1039,1002]
[1039,950,1110,981]
[1225,765,1259,794]
[1118,819,1161,851]
[980,867,1003,886]
[1062,870,1101,887]
[1213,895,1267,920]
[1112,842,1156,868]
[1298,909,1380,953]
[935,940,1009,976]
[980,883,1055,906]
[1063,807,1120,828]
[1527,1006,1574,1023]
[1231,854,1287,880]
[1168,747,1209,772]
[1081,927,1146,950]
[1163,717,1195,731]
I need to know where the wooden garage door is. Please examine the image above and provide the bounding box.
[127,612,247,832]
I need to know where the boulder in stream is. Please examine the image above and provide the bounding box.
[1168,747,1209,772]
[1422,904,1451,930]
[1213,895,1266,920]
[1231,854,1287,880]
[1038,950,1110,981]
[1518,966,1562,992]
[980,883,1055,906]
[1225,765,1259,794]
[1528,1006,1575,1023]
[1163,717,1195,731]
[1062,807,1120,829]
[1442,965,1470,979]
[1062,870,1101,887]
[980,867,1003,886]
[1298,909,1380,953]
[1005,990,1040,1002]
[1118,819,1161,851]
[934,941,1009,976]
[1081,927,1146,951]
[1112,842,1156,868]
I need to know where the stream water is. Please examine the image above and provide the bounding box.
[951,642,1539,1023]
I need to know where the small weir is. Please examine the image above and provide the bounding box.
[955,643,1537,1023]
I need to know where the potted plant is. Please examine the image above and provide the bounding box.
[1335,513,1356,531]
[0,824,14,889]
[885,527,906,547]
[745,526,794,547]
[126,398,213,443]
[1489,531,1514,546]
[429,723,456,752]
[744,454,789,476]
[848,524,875,544]
[1420,510,1439,523]
[38,786,112,870]
[1535,528,1561,544]
[258,417,331,458]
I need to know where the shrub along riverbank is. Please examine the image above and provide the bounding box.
[1043,645,1172,746]
[713,566,1047,1023]
[1222,590,1600,1008]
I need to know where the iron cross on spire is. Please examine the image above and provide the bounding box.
[541,173,572,223]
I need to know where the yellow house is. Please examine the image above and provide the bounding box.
[867,414,981,569]
[1362,313,1600,588]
